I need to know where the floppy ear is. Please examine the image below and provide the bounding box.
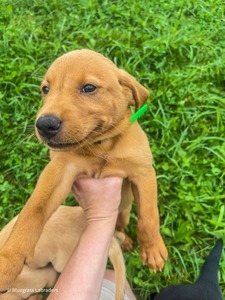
[118,69,150,110]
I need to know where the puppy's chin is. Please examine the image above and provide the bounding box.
[46,139,106,152]
[47,141,79,150]
[35,133,80,151]
[37,134,103,151]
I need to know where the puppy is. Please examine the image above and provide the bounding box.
[150,239,224,300]
[0,49,167,289]
[0,206,126,300]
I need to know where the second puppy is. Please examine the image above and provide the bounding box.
[0,206,126,300]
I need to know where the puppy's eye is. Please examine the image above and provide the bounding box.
[81,84,97,93]
[42,86,49,95]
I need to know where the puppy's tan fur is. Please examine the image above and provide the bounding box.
[0,49,167,289]
[0,206,125,299]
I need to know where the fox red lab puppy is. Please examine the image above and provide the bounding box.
[0,49,168,289]
[0,206,126,300]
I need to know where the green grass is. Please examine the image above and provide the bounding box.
[1,0,225,299]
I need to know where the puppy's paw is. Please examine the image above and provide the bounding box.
[121,233,133,252]
[140,236,168,271]
[0,251,25,290]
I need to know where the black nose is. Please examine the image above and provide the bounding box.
[36,115,61,139]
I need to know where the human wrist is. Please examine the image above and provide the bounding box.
[85,210,118,227]
[81,218,118,260]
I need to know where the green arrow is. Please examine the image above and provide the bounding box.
[130,104,148,123]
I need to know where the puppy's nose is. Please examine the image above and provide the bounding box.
[36,115,61,139]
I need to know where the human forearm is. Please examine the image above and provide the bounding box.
[48,217,117,300]
[48,177,122,300]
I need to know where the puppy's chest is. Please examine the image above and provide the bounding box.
[89,152,131,179]
[91,153,112,178]
[82,135,145,178]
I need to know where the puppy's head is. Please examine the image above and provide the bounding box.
[35,49,149,151]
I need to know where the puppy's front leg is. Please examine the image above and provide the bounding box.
[131,166,168,271]
[0,155,79,290]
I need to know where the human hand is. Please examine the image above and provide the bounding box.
[72,177,123,223]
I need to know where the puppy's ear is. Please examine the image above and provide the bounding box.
[118,69,150,110]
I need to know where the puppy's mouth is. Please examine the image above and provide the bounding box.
[47,141,80,149]
[46,123,106,150]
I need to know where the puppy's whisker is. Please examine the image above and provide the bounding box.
[20,132,37,143]
[84,140,106,160]
[81,136,108,160]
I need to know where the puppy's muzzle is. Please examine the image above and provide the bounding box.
[36,115,61,139]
